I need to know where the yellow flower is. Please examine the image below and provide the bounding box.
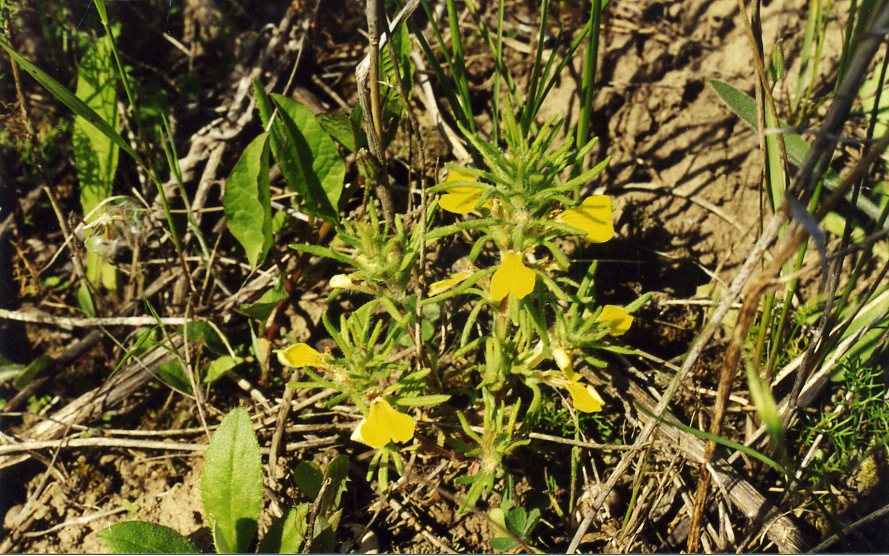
[552,347,574,377]
[350,398,416,449]
[556,195,614,243]
[277,343,325,368]
[438,170,484,214]
[596,304,634,336]
[540,370,605,413]
[428,270,473,297]
[490,251,536,301]
[565,382,605,413]
[440,186,484,214]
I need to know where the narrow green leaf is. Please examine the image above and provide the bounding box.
[13,355,51,390]
[642,406,789,475]
[744,363,786,459]
[74,35,119,290]
[0,43,141,166]
[75,35,119,216]
[270,94,344,221]
[288,243,359,267]
[224,132,272,268]
[394,394,451,407]
[201,408,263,554]
[76,283,96,316]
[98,521,198,554]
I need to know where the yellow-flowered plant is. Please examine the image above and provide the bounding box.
[278,101,647,506]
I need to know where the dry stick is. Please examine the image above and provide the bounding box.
[359,0,394,224]
[355,0,421,224]
[0,309,189,327]
[380,8,431,368]
[810,502,889,552]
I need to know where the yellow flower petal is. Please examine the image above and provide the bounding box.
[552,347,575,377]
[556,195,614,243]
[565,382,605,413]
[490,252,536,301]
[440,187,484,214]
[596,304,634,336]
[351,398,416,449]
[277,343,325,368]
[428,270,473,297]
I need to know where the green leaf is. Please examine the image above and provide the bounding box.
[505,506,527,535]
[257,504,309,554]
[74,35,119,290]
[394,394,451,407]
[76,283,96,316]
[270,94,344,221]
[185,321,228,356]
[235,279,289,321]
[490,536,517,552]
[292,461,324,500]
[0,361,25,385]
[0,43,141,166]
[318,112,357,153]
[156,360,192,395]
[98,521,198,554]
[201,407,263,553]
[224,132,272,268]
[204,355,244,385]
[13,355,51,390]
[321,455,349,514]
[744,363,785,458]
[288,243,359,267]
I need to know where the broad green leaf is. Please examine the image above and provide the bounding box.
[253,79,275,130]
[292,460,324,500]
[257,504,308,554]
[156,360,192,395]
[318,112,357,153]
[490,536,517,552]
[98,521,198,554]
[321,455,349,514]
[0,43,141,166]
[270,94,344,221]
[204,355,244,385]
[224,132,272,268]
[74,35,119,290]
[235,279,289,321]
[201,407,263,554]
[185,321,228,356]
